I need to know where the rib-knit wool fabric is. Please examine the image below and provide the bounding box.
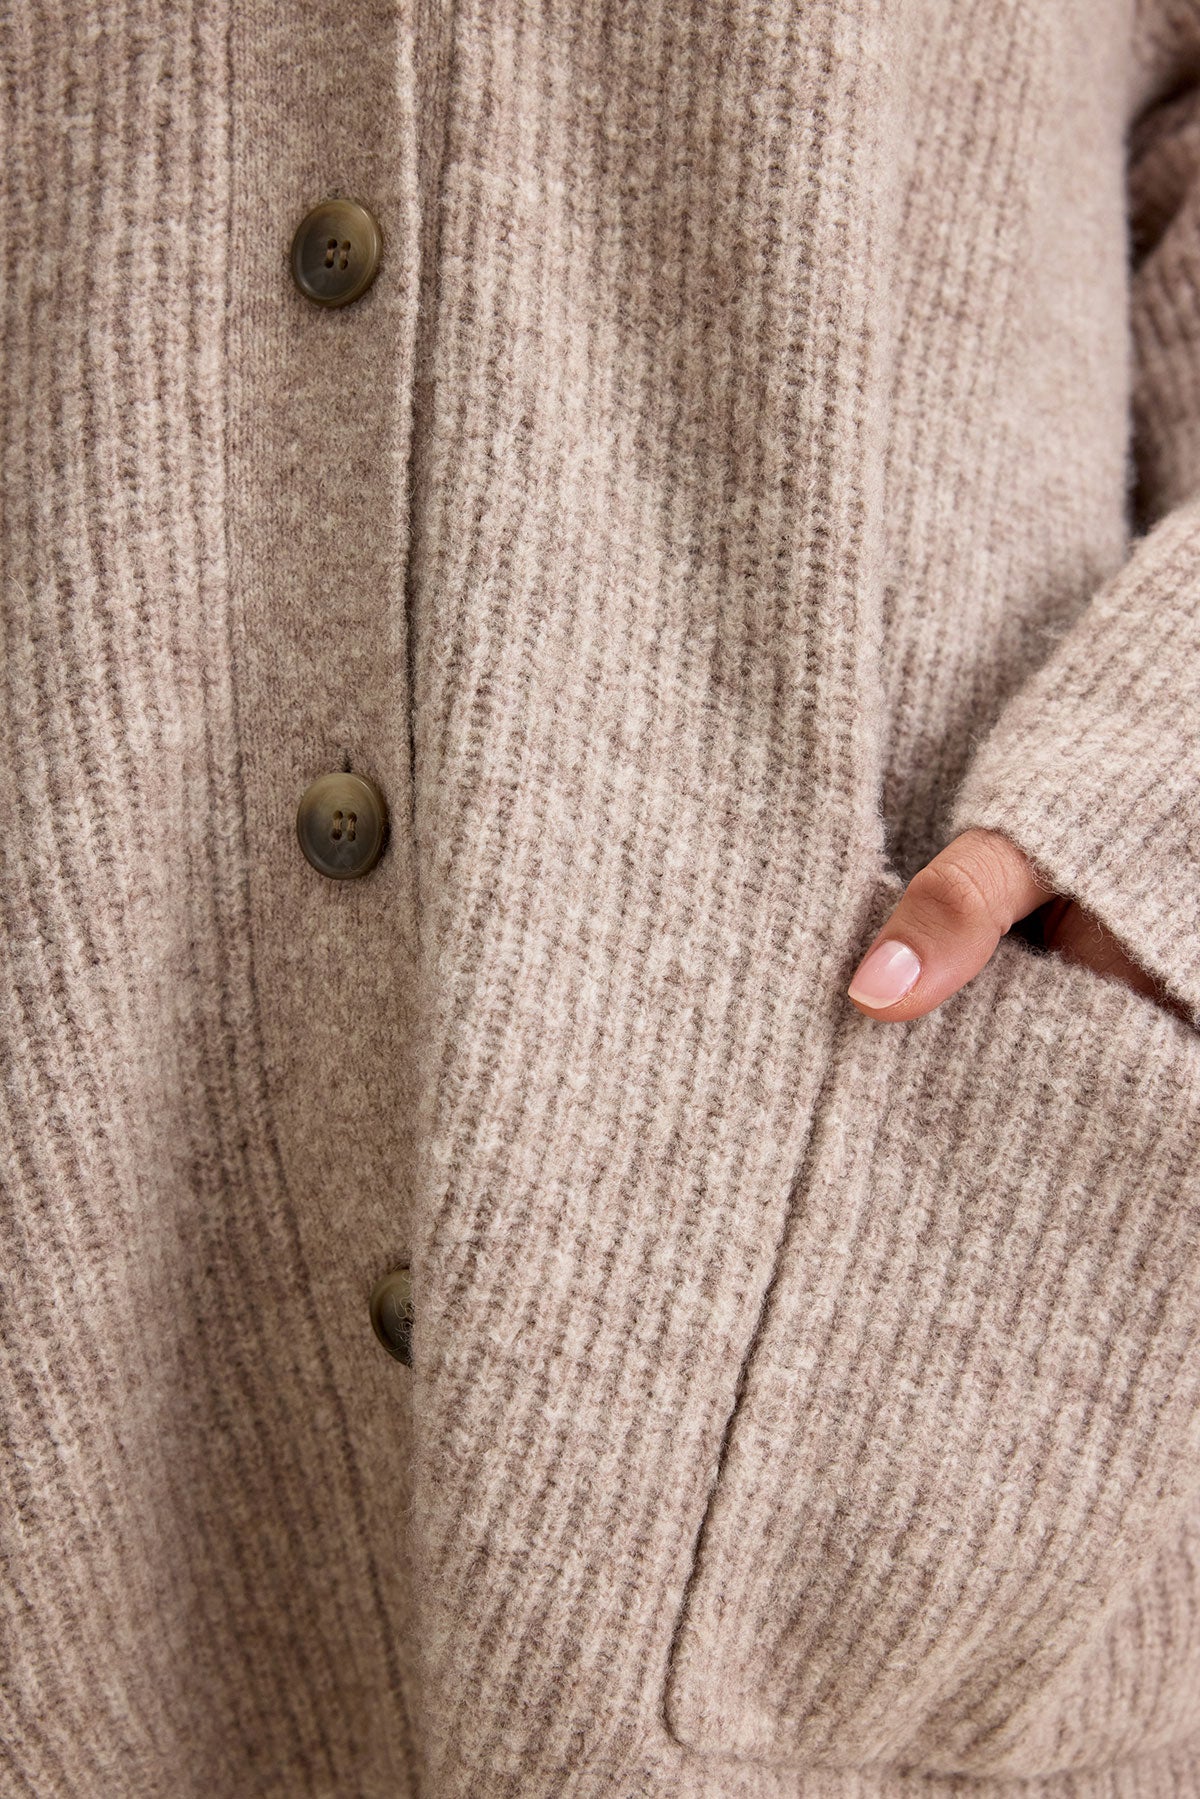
[4,0,1200,1793]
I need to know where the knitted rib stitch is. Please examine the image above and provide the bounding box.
[3,2,1200,1795]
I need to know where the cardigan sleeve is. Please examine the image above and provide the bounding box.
[944,12,1200,1027]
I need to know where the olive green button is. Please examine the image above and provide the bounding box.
[289,198,382,308]
[369,1266,414,1365]
[296,771,388,879]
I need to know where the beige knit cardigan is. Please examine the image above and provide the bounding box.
[4,0,1200,1793]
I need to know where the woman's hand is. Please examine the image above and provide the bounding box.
[847,827,1190,1024]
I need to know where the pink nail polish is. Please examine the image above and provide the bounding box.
[847,939,921,1008]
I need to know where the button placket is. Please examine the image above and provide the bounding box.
[286,194,410,1359]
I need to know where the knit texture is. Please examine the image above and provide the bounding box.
[3,1,1200,1795]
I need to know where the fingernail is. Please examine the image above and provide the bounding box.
[847,939,922,1009]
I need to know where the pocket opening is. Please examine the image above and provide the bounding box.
[663,898,1200,1778]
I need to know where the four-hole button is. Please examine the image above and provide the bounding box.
[296,771,388,879]
[290,198,382,308]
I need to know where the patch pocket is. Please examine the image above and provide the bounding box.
[664,866,1200,1779]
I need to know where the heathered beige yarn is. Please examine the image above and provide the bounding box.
[4,0,1200,1793]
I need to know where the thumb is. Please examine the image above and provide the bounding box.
[847,829,1054,1021]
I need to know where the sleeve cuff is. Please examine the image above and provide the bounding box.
[944,497,1200,1026]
